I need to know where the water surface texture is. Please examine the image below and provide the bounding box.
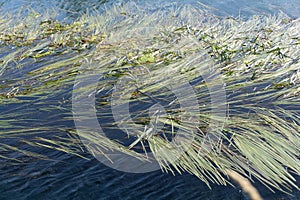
[1,0,300,18]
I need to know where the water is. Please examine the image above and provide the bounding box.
[0,153,245,199]
[0,0,299,199]
[1,0,300,19]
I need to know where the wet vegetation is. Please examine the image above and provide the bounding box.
[0,3,299,194]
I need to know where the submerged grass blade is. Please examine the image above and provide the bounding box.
[0,2,299,193]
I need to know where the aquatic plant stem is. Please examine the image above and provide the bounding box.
[227,170,262,200]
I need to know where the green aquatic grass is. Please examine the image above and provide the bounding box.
[0,2,299,194]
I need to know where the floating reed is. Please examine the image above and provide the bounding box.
[0,2,299,196]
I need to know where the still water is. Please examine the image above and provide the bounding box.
[0,0,299,199]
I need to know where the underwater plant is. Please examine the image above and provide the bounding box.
[0,2,299,199]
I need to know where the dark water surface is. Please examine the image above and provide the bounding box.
[0,0,299,199]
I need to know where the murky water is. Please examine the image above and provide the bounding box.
[0,0,299,199]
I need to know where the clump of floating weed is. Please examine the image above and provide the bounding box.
[0,8,106,54]
[0,2,299,193]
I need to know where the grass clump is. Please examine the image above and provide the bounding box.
[0,2,299,194]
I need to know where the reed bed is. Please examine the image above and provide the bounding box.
[0,2,299,194]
